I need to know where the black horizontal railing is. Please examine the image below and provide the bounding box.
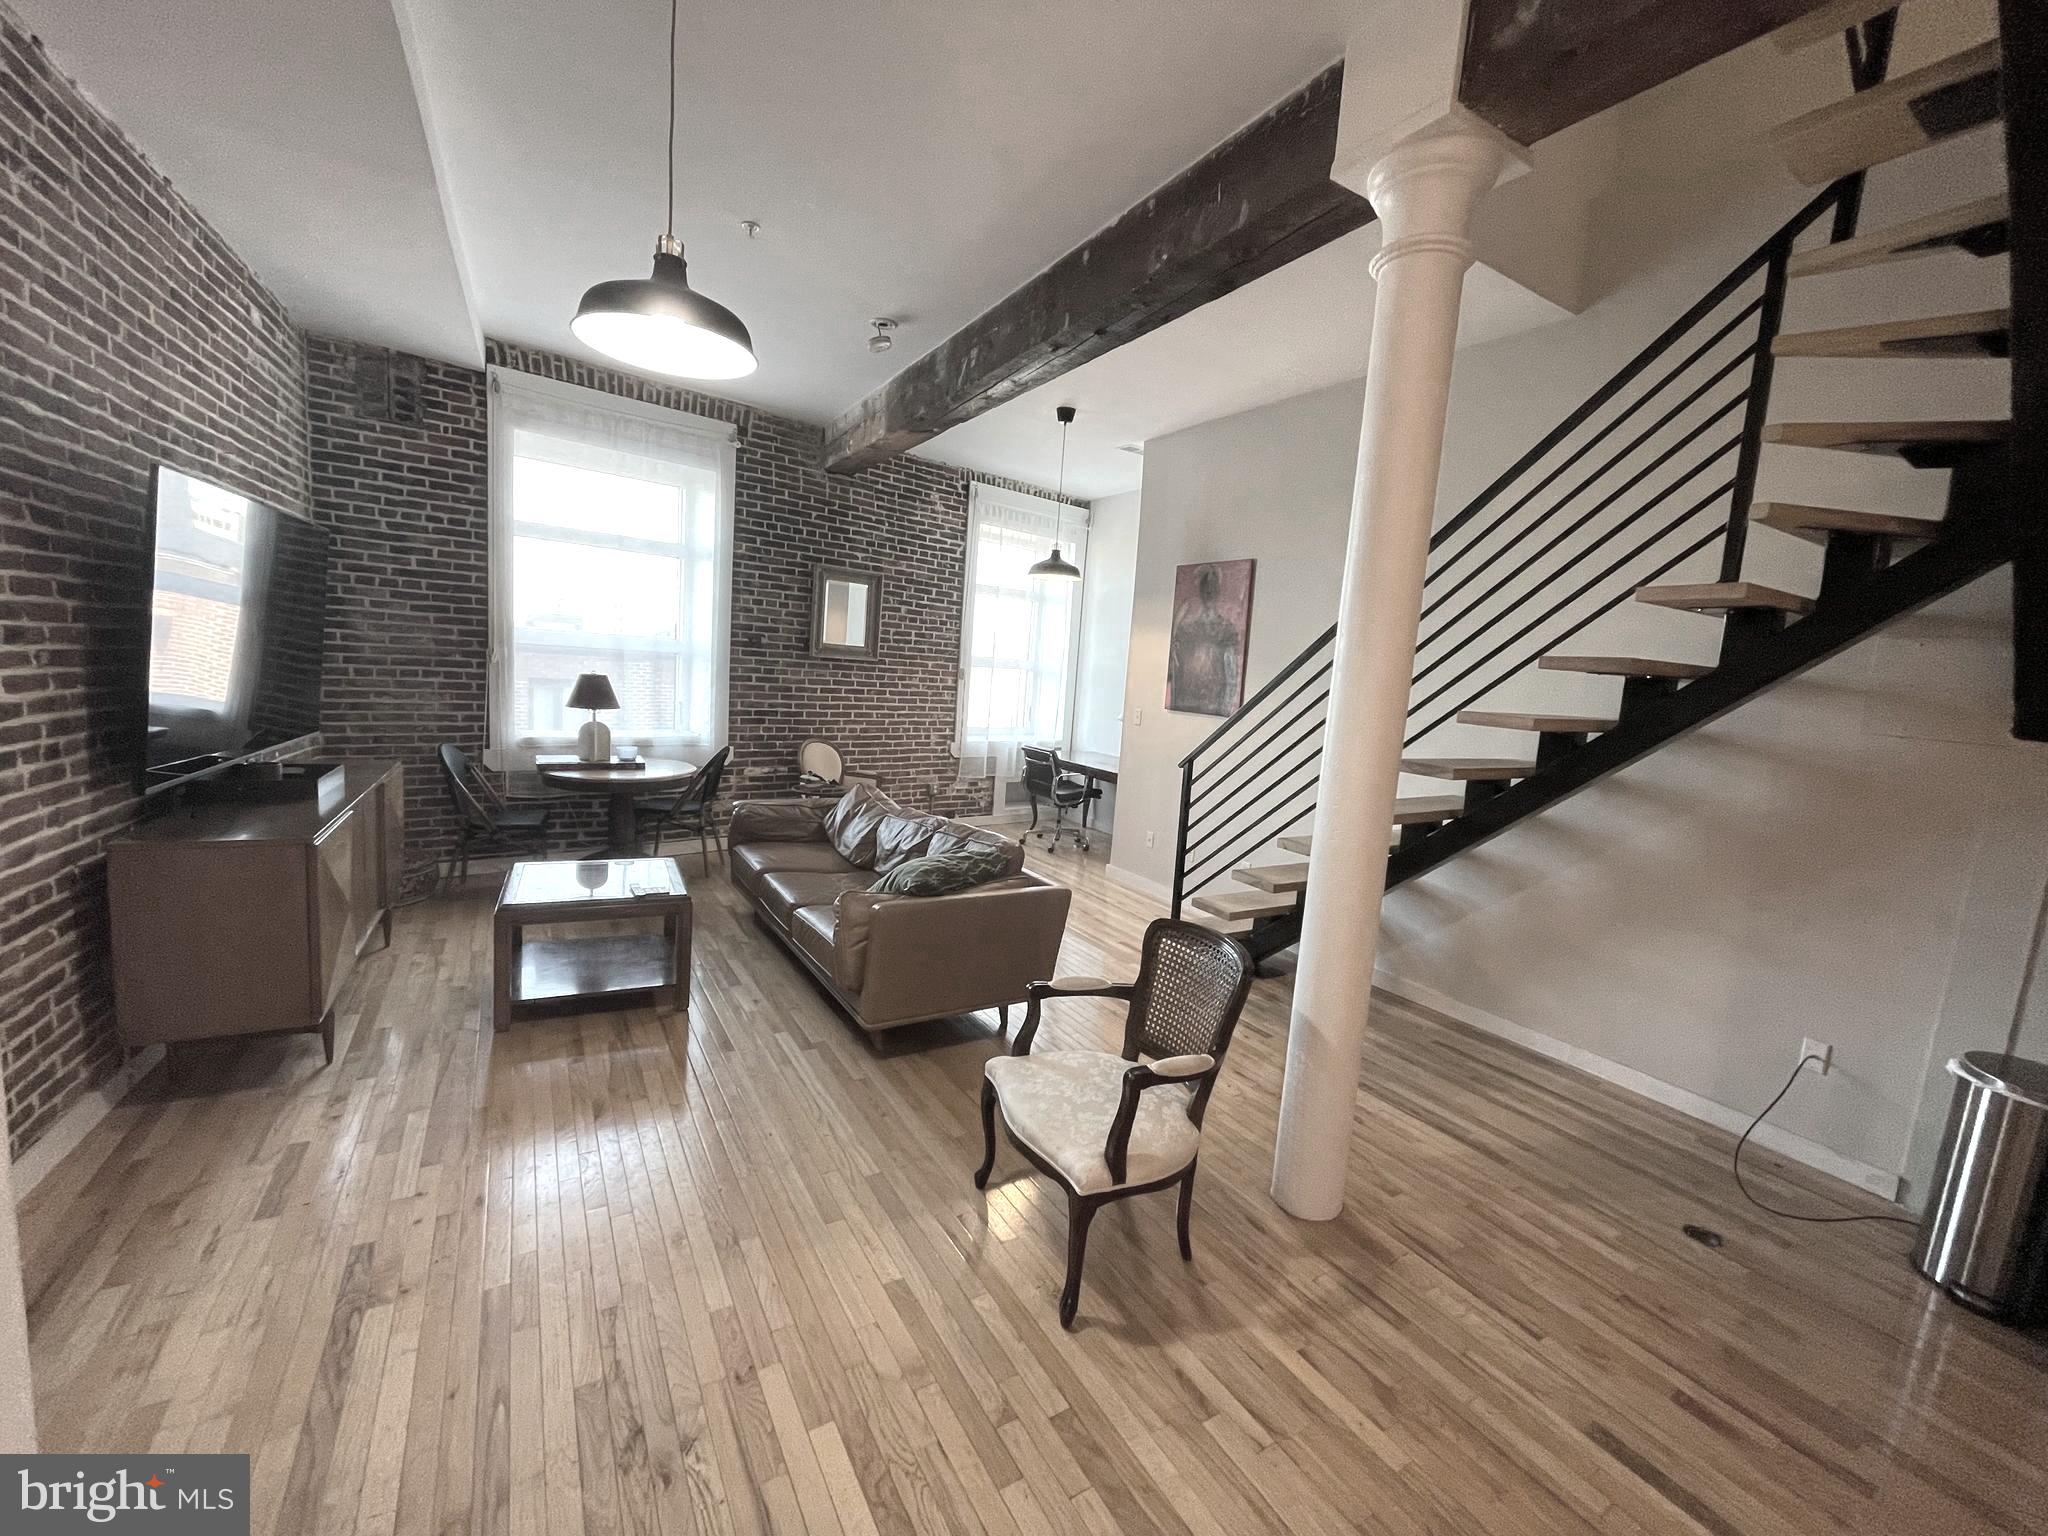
[1170,180,1853,920]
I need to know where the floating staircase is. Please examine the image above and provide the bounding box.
[1172,6,2027,966]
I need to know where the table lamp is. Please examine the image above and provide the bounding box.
[567,672,620,763]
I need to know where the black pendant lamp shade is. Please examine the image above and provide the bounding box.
[570,0,757,381]
[1030,405,1083,581]
[573,236,756,380]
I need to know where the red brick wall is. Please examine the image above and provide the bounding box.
[0,12,311,1159]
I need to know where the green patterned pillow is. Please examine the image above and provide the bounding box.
[869,845,1013,896]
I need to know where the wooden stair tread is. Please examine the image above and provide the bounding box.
[1538,654,1713,680]
[1277,833,1313,856]
[1750,501,1945,543]
[1390,794,1468,824]
[1232,861,1311,894]
[1457,710,1619,735]
[1764,419,2009,455]
[1398,757,1534,782]
[1786,194,2009,277]
[1636,581,1815,616]
[1191,887,1299,921]
[1772,307,2010,359]
[1771,42,2001,185]
[1186,909,1254,936]
[1772,0,1904,53]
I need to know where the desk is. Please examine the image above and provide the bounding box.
[1061,751,1119,785]
[538,757,699,855]
[1060,751,1118,843]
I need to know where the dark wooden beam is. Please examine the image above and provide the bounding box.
[822,64,1371,475]
[1458,0,1847,145]
[2000,0,2047,740]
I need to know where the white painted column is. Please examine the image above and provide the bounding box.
[1272,121,1515,1219]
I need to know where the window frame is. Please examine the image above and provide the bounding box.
[485,366,737,759]
[955,481,1090,776]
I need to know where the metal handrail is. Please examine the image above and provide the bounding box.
[1169,178,1855,919]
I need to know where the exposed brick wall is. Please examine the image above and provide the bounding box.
[0,8,310,1159]
[305,337,487,879]
[313,338,1083,877]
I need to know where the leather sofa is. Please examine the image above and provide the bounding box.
[729,786,1072,1032]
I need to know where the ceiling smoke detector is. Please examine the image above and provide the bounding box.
[868,317,898,354]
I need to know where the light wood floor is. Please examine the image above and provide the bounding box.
[20,844,2048,1535]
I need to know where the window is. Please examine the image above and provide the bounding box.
[487,369,734,756]
[956,483,1087,779]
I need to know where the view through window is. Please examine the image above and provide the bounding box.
[490,373,733,754]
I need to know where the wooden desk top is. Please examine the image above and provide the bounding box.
[113,761,400,847]
[1062,751,1119,782]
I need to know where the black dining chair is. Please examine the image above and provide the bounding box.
[635,745,731,868]
[1020,745,1101,851]
[437,743,552,887]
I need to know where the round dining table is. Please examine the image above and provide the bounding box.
[537,757,701,857]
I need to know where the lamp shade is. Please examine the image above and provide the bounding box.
[572,248,757,381]
[567,673,621,712]
[1028,546,1082,581]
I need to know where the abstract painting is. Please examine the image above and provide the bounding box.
[1166,558,1255,716]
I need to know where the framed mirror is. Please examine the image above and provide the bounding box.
[810,564,882,659]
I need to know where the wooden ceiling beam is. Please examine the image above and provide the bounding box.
[1457,0,1853,146]
[822,63,1371,475]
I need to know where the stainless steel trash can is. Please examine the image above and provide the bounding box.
[1913,1051,2048,1321]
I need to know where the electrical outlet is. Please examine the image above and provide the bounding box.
[1801,1037,1833,1074]
[1145,830,1156,848]
[1133,708,1143,726]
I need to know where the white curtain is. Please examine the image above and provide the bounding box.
[956,483,1087,781]
[487,368,735,759]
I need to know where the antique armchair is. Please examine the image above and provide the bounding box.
[976,917,1253,1327]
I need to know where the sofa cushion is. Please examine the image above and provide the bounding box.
[872,812,946,873]
[732,839,857,898]
[928,822,1027,877]
[758,869,874,930]
[823,784,897,867]
[983,1050,1199,1194]
[869,845,1013,896]
[789,902,839,980]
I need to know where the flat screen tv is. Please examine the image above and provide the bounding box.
[141,465,330,794]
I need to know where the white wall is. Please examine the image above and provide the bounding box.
[1113,379,1366,895]
[1074,489,1141,759]
[1111,5,2048,1194]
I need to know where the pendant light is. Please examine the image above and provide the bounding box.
[571,0,757,380]
[1030,405,1083,581]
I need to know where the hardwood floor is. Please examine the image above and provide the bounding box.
[20,843,2048,1535]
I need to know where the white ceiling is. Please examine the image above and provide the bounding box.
[12,0,480,364]
[16,0,1591,495]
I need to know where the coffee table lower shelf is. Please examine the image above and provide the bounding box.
[514,933,677,1006]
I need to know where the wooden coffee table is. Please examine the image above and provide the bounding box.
[492,857,691,1032]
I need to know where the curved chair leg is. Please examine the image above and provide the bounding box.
[997,1003,1010,1034]
[1177,1163,1198,1262]
[1060,1194,1098,1329]
[974,1081,998,1189]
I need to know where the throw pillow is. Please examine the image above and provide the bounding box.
[869,845,1013,897]
[872,812,946,873]
[823,784,897,867]
[927,824,1026,876]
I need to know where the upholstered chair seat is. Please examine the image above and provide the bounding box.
[983,1049,1211,1194]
